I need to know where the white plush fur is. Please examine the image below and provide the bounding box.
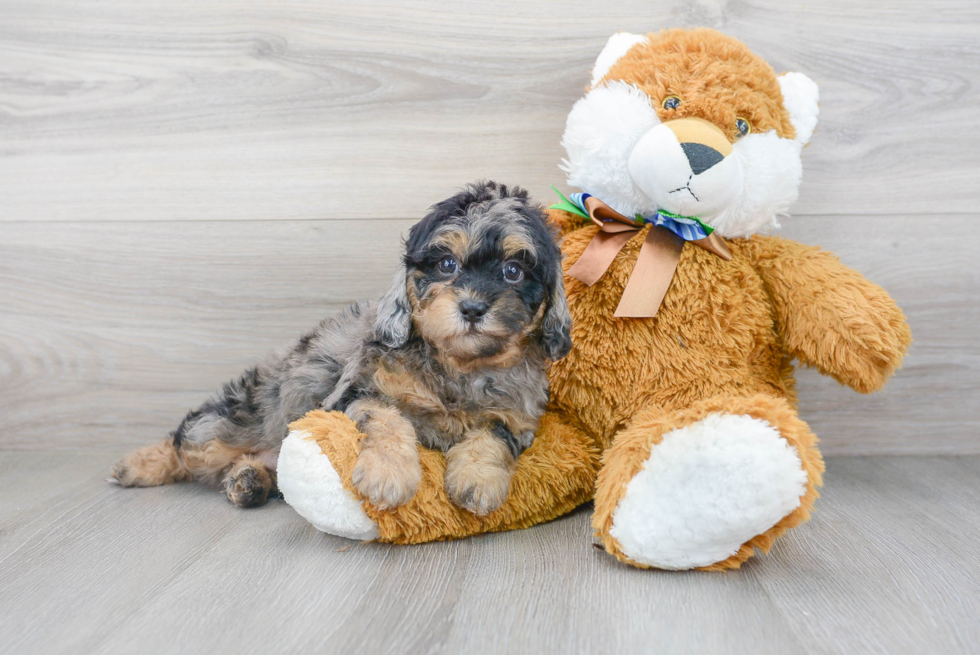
[559,40,820,238]
[590,32,649,87]
[609,413,808,570]
[778,72,820,144]
[705,130,804,237]
[560,81,661,219]
[277,430,379,541]
[563,88,805,236]
[628,124,745,220]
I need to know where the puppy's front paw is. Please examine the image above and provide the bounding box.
[352,444,421,510]
[444,459,512,517]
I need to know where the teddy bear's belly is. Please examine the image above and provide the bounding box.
[551,241,793,443]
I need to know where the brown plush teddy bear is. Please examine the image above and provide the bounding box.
[277,27,912,570]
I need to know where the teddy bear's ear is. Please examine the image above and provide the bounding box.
[778,72,819,145]
[590,32,650,87]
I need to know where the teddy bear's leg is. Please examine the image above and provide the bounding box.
[276,411,381,540]
[277,409,600,544]
[593,394,824,571]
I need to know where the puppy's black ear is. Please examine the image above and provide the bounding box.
[374,263,412,348]
[540,268,572,360]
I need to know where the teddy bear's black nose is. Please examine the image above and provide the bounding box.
[681,142,725,175]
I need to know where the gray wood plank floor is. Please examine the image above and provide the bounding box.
[1,452,978,655]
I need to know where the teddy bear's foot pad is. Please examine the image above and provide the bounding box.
[277,430,379,541]
[610,413,808,569]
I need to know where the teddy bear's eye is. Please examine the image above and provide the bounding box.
[662,96,681,110]
[735,118,751,138]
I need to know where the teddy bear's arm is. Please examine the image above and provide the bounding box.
[748,236,912,393]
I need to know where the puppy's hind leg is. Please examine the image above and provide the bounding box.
[111,438,189,487]
[110,405,224,489]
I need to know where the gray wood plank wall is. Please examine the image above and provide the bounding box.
[2,0,978,453]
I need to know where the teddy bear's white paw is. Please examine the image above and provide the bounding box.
[610,413,807,570]
[277,430,379,541]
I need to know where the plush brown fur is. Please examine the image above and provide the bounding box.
[291,409,600,543]
[299,224,908,565]
[550,223,907,568]
[290,29,911,569]
[600,28,796,142]
[591,394,823,570]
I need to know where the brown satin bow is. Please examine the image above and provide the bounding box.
[566,196,732,318]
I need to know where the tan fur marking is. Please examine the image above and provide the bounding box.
[415,288,526,373]
[374,364,445,415]
[444,426,515,516]
[410,262,550,374]
[436,300,546,374]
[180,439,254,487]
[414,290,463,342]
[481,407,538,436]
[349,398,422,509]
[428,228,472,260]
[501,233,533,258]
[373,363,471,437]
[409,273,448,311]
[111,439,189,487]
[112,438,276,508]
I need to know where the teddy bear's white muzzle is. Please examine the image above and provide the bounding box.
[627,121,744,221]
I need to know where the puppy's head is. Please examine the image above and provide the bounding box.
[375,181,571,369]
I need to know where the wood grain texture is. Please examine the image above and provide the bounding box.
[0,219,408,450]
[748,456,980,654]
[1,0,979,221]
[0,453,977,654]
[1,215,976,453]
[1,0,978,455]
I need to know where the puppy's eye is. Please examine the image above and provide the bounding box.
[437,256,458,275]
[662,96,681,110]
[503,261,523,283]
[735,118,751,139]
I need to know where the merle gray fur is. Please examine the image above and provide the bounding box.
[171,181,571,461]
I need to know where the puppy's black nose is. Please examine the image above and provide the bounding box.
[681,142,725,175]
[459,299,489,323]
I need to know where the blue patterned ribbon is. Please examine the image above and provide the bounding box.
[567,192,713,241]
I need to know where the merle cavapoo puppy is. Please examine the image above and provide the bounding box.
[112,181,572,516]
